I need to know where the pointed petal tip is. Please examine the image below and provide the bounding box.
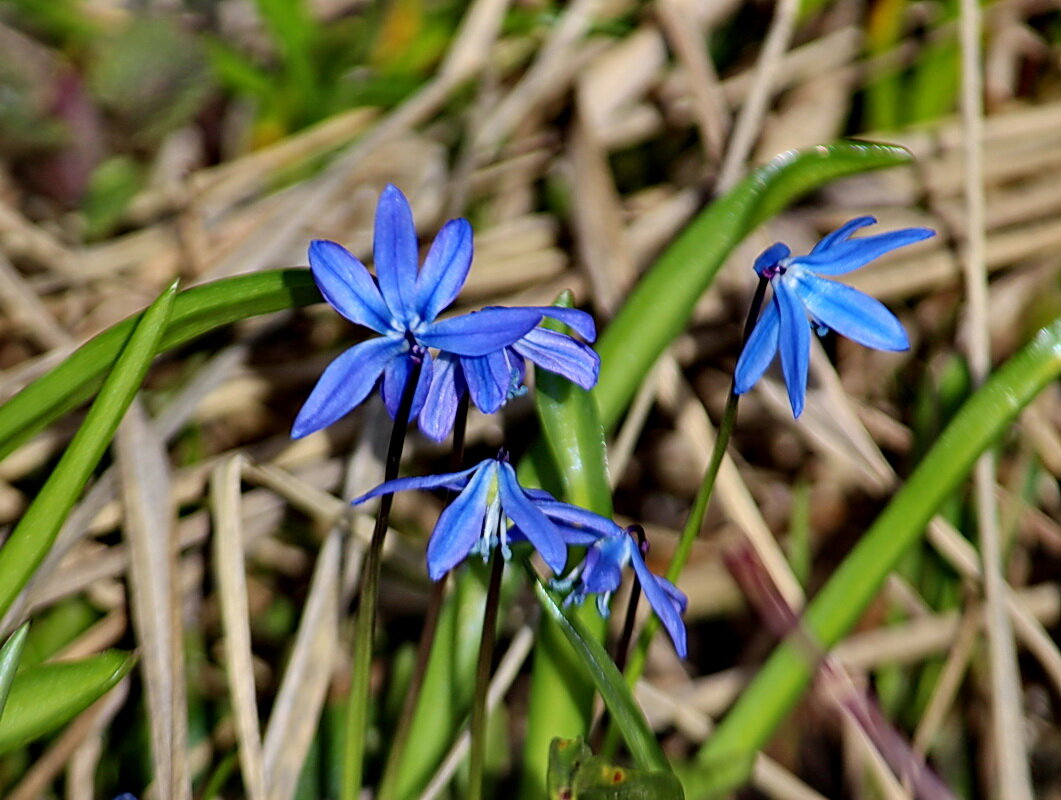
[289,421,313,440]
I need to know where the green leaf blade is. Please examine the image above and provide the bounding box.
[531,576,669,775]
[0,280,179,619]
[0,269,320,460]
[0,623,30,720]
[0,649,135,754]
[692,317,1061,795]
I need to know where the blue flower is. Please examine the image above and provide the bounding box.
[535,499,688,658]
[734,217,935,417]
[352,453,568,580]
[292,184,547,439]
[419,306,600,441]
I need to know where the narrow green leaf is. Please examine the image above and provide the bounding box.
[0,623,30,720]
[0,269,320,459]
[534,291,612,514]
[0,281,179,619]
[0,649,135,753]
[594,141,913,433]
[521,292,614,799]
[692,318,1061,795]
[530,575,669,774]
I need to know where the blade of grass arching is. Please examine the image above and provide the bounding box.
[530,575,670,774]
[0,649,135,754]
[211,454,268,800]
[0,624,30,719]
[520,293,613,800]
[593,141,913,434]
[0,268,320,460]
[690,318,1061,797]
[0,280,178,621]
[115,399,190,800]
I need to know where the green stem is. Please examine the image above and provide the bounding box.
[605,277,768,756]
[468,548,505,800]
[692,318,1061,796]
[377,394,470,800]
[341,357,423,800]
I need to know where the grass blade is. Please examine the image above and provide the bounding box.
[0,623,30,719]
[521,292,614,797]
[0,650,135,754]
[530,574,669,774]
[692,317,1061,795]
[0,280,179,620]
[0,269,319,460]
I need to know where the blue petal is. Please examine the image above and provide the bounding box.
[462,350,513,415]
[419,307,542,356]
[381,350,433,420]
[308,240,393,333]
[497,463,567,574]
[550,524,603,547]
[733,296,781,395]
[581,543,624,596]
[753,242,791,276]
[374,184,420,324]
[629,550,688,658]
[791,272,909,351]
[775,278,810,417]
[524,488,558,501]
[512,328,600,390]
[794,227,935,276]
[419,353,466,441]
[810,216,876,254]
[534,501,621,540]
[426,462,495,580]
[487,306,597,341]
[415,218,473,323]
[291,336,403,438]
[352,462,482,505]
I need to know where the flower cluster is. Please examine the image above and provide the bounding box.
[296,185,682,654]
[292,184,598,441]
[296,186,931,662]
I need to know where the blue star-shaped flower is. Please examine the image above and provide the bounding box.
[352,453,568,580]
[419,306,600,440]
[292,184,547,439]
[535,500,688,658]
[734,217,935,417]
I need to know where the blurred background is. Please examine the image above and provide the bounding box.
[0,1,1059,798]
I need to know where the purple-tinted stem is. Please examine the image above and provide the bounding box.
[342,356,423,800]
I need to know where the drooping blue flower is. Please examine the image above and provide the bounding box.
[734,217,935,417]
[534,499,688,658]
[352,453,568,580]
[419,306,600,441]
[292,184,547,439]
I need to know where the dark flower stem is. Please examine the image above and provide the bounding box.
[591,525,647,748]
[467,547,505,800]
[603,276,769,758]
[341,357,423,800]
[377,393,470,800]
[614,525,648,674]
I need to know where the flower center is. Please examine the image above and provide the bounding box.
[762,262,788,279]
